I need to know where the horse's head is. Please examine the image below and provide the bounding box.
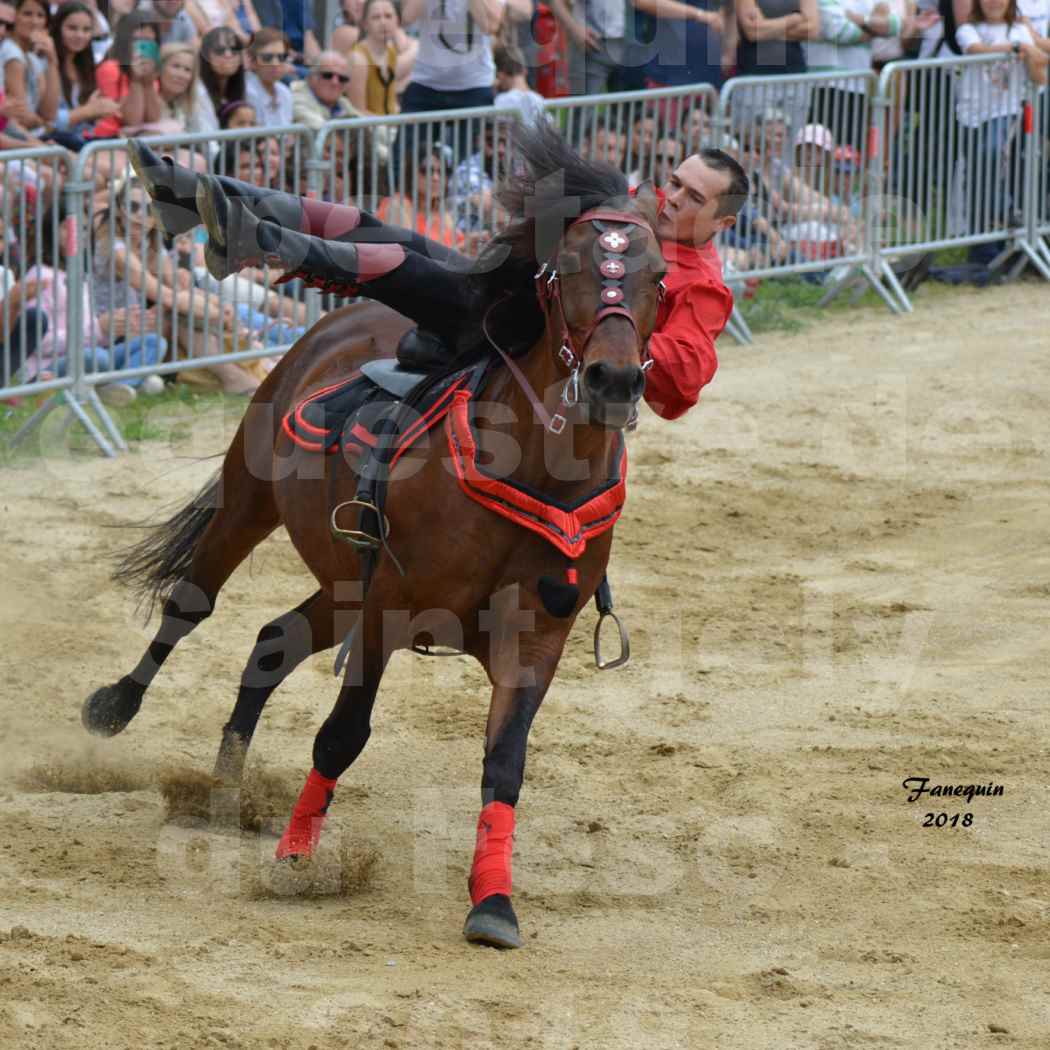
[536,184,665,430]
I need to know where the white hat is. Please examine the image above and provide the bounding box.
[794,124,835,151]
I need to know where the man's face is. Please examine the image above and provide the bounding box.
[592,128,625,169]
[657,155,737,246]
[633,117,656,159]
[310,57,351,106]
[652,137,683,189]
[0,2,13,41]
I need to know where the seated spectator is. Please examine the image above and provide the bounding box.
[630,134,683,188]
[273,0,321,66]
[778,123,861,261]
[200,26,246,117]
[92,10,164,139]
[450,118,511,233]
[291,50,360,129]
[378,143,464,248]
[218,97,256,127]
[228,0,261,40]
[49,1,122,149]
[582,116,626,169]
[158,42,219,135]
[92,181,259,394]
[245,28,293,127]
[142,0,198,46]
[629,111,657,174]
[492,42,546,127]
[634,0,725,89]
[6,200,167,403]
[679,100,716,152]
[1,0,60,133]
[348,0,416,116]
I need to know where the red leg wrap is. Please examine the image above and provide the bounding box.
[275,768,338,860]
[468,801,516,905]
[299,198,362,239]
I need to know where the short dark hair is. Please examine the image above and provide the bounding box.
[700,148,750,217]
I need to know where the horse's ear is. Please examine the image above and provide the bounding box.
[633,180,660,228]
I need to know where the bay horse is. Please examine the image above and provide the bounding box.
[82,128,666,948]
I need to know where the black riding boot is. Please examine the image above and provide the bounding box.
[128,139,372,242]
[197,174,405,286]
[196,175,475,344]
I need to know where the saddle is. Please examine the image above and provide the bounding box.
[283,345,629,673]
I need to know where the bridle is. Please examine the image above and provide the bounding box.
[483,206,665,434]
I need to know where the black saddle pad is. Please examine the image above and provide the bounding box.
[282,359,491,458]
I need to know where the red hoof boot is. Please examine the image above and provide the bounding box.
[275,769,337,860]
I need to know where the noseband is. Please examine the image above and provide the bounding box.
[534,208,664,430]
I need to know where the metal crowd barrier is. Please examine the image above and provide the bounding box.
[873,52,1050,308]
[3,60,1047,454]
[715,70,905,313]
[1036,86,1050,270]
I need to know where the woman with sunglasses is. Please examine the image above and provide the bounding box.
[200,26,246,117]
[245,27,292,128]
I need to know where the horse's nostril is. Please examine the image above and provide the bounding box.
[629,367,645,399]
[585,362,610,393]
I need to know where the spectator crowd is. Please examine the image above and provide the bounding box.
[1,0,1048,401]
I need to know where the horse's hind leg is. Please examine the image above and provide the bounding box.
[213,588,341,785]
[83,445,280,736]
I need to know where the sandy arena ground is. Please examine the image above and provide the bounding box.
[1,281,1048,1050]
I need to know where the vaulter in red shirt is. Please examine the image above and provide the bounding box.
[130,136,745,423]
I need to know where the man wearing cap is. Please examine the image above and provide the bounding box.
[130,132,749,421]
[781,122,861,261]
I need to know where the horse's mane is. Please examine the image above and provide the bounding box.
[403,123,629,411]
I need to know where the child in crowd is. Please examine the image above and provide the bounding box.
[493,43,547,128]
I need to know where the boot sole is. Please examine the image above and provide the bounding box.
[127,140,201,238]
[197,176,235,281]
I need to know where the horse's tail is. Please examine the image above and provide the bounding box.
[112,470,222,618]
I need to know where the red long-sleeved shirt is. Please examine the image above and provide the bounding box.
[643,237,733,421]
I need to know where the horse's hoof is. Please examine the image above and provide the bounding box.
[82,677,144,737]
[463,894,523,949]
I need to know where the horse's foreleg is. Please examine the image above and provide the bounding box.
[274,607,390,860]
[214,588,341,784]
[463,637,565,950]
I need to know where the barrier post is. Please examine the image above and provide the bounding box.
[867,75,911,313]
[304,126,327,332]
[1020,81,1050,279]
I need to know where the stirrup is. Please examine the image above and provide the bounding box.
[594,609,630,670]
[330,498,389,551]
